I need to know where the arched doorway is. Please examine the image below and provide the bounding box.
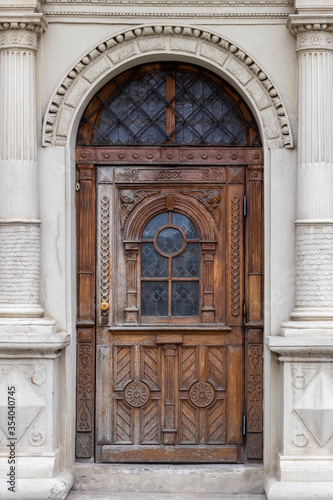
[75,63,263,463]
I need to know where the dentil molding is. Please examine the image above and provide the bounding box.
[43,24,294,149]
[42,0,293,4]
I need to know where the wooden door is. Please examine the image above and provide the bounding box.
[75,146,263,464]
[75,63,263,464]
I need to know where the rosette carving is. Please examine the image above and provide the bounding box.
[189,381,215,408]
[124,381,150,407]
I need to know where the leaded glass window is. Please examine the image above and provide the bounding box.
[140,212,200,317]
[78,63,261,147]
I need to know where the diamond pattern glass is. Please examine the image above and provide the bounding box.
[141,243,168,277]
[172,213,199,239]
[93,73,167,145]
[141,282,168,316]
[156,228,184,255]
[172,243,199,278]
[171,282,199,316]
[142,213,168,239]
[77,63,261,146]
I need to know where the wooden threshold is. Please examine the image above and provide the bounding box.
[102,445,238,463]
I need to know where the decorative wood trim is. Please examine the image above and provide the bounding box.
[124,242,139,323]
[100,194,110,325]
[120,189,160,229]
[180,190,221,228]
[76,163,96,459]
[230,194,241,317]
[76,146,263,165]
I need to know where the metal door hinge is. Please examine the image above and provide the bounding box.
[243,195,247,216]
[242,415,246,436]
[76,182,80,191]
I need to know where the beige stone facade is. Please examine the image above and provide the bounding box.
[0,1,332,498]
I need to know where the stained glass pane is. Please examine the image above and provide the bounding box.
[94,73,167,145]
[141,243,168,277]
[156,228,184,255]
[171,282,199,316]
[141,282,168,316]
[142,213,168,239]
[77,63,261,147]
[172,243,199,278]
[174,72,247,146]
[172,213,199,239]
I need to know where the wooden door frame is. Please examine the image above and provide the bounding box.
[74,145,263,463]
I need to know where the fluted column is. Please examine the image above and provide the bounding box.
[0,15,46,317]
[288,16,333,322]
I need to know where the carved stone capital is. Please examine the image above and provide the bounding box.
[288,15,333,51]
[0,14,47,50]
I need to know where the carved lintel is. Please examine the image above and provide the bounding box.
[181,190,221,228]
[120,189,160,229]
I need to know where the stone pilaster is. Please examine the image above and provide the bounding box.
[0,13,73,500]
[0,15,46,318]
[289,16,333,322]
[266,14,333,500]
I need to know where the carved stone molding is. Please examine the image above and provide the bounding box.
[295,225,333,310]
[288,15,333,51]
[44,11,290,20]
[0,14,47,35]
[43,0,293,5]
[43,24,293,149]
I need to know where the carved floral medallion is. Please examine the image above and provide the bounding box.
[189,381,215,408]
[124,381,150,408]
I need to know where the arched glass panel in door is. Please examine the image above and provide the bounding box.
[77,63,261,146]
[140,212,200,317]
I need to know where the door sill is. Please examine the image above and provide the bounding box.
[72,463,265,496]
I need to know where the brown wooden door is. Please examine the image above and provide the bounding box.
[75,62,263,464]
[75,146,263,464]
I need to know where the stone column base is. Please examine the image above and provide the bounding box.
[267,331,333,500]
[266,478,333,500]
[0,469,73,500]
[0,319,71,500]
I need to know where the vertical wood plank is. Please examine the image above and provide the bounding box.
[246,165,263,323]
[226,345,243,444]
[76,164,96,460]
[96,345,113,444]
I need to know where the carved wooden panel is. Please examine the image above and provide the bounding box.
[99,338,242,462]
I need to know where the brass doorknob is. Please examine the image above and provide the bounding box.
[100,302,109,311]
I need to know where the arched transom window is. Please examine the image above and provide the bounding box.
[78,63,261,147]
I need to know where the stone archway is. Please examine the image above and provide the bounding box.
[42,24,294,150]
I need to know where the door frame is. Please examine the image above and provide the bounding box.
[74,145,263,463]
